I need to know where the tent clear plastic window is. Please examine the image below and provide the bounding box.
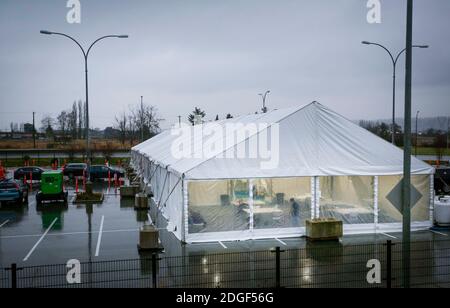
[252,177,311,229]
[188,180,250,234]
[319,176,374,224]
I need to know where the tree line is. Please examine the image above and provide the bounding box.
[114,103,161,146]
[37,100,162,147]
[40,100,86,143]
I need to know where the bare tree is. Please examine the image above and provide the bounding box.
[127,114,136,147]
[57,111,69,144]
[67,102,78,139]
[131,104,161,141]
[114,112,128,146]
[434,133,447,162]
[40,115,55,140]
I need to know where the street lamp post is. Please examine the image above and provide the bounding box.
[40,31,128,163]
[258,90,270,113]
[361,41,428,145]
[415,110,420,156]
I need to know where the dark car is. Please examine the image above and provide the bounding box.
[14,167,44,181]
[90,165,124,181]
[435,167,450,195]
[62,163,88,178]
[0,178,28,205]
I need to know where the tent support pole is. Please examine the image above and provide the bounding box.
[315,177,320,219]
[183,176,189,242]
[160,177,182,210]
[311,177,316,220]
[429,175,434,225]
[249,179,254,235]
[155,168,170,225]
[374,176,379,233]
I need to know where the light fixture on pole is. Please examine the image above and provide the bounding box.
[258,90,270,113]
[40,30,128,164]
[362,41,428,145]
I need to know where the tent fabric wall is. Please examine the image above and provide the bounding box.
[131,102,435,243]
[139,156,184,241]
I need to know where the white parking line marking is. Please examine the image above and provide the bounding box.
[95,216,105,257]
[275,238,287,246]
[218,241,227,249]
[380,232,397,239]
[23,218,58,262]
[147,213,153,225]
[0,228,140,240]
[429,230,448,236]
[0,220,9,228]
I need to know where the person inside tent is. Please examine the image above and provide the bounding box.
[289,198,301,227]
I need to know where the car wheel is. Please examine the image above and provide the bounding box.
[36,193,42,205]
[23,192,29,204]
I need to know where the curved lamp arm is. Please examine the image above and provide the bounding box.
[41,31,86,57]
[40,31,128,59]
[362,41,395,66]
[86,35,128,58]
[394,45,429,65]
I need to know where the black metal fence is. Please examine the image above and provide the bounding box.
[2,240,450,288]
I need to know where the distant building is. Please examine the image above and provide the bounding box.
[23,123,34,133]
[103,127,120,139]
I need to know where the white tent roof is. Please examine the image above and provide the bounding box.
[132,102,434,180]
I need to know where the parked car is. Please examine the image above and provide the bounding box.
[36,171,68,204]
[62,163,88,178]
[435,167,450,195]
[14,167,44,181]
[90,165,124,181]
[0,178,28,205]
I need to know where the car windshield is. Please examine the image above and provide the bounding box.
[68,164,86,168]
[0,181,16,189]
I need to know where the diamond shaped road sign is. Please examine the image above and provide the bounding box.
[386,180,423,214]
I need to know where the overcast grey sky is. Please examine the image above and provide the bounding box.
[0,0,449,130]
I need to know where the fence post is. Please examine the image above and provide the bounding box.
[152,253,158,288]
[270,247,285,288]
[276,247,281,288]
[6,263,20,289]
[386,240,392,289]
[11,263,17,289]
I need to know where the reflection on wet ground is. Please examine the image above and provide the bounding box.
[0,178,449,288]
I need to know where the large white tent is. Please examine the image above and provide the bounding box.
[131,102,434,243]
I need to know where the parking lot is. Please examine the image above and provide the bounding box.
[1,168,449,269]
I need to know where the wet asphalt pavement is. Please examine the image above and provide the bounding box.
[0,169,449,270]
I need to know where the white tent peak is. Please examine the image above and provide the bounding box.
[132,102,434,180]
